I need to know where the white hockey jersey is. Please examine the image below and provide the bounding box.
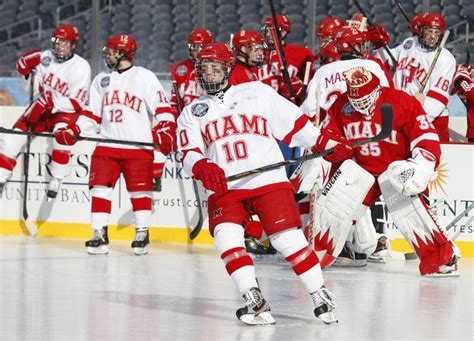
[177,82,321,192]
[375,37,456,120]
[35,50,91,113]
[301,58,392,119]
[78,66,173,157]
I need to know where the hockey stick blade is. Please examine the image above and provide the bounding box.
[227,103,394,182]
[189,181,204,240]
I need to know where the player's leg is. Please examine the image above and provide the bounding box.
[254,188,337,324]
[152,149,166,204]
[209,196,275,325]
[378,172,458,276]
[47,122,73,201]
[86,154,121,255]
[244,218,276,255]
[123,158,153,255]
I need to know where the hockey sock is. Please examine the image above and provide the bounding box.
[90,186,113,230]
[49,149,71,179]
[130,192,152,228]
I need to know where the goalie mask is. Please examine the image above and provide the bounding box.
[195,42,234,94]
[419,12,446,51]
[51,24,80,62]
[232,30,265,67]
[103,34,137,70]
[344,67,381,119]
[188,28,214,61]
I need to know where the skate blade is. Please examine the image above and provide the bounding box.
[133,247,148,256]
[86,246,109,255]
[423,270,460,278]
[333,258,367,267]
[318,311,338,325]
[368,256,387,264]
[239,312,276,326]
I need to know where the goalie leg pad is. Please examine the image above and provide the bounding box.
[353,209,378,255]
[312,160,375,268]
[378,171,456,275]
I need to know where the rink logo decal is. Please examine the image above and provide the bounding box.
[321,169,342,196]
[192,103,209,117]
[100,76,110,88]
[41,56,51,66]
[177,65,187,76]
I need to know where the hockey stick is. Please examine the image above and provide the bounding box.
[0,127,157,147]
[353,0,398,66]
[393,0,411,24]
[404,201,474,260]
[228,103,394,182]
[21,75,38,237]
[420,30,450,92]
[169,62,204,240]
[299,61,312,104]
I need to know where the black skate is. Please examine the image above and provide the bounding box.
[46,177,62,201]
[333,241,367,267]
[311,286,338,324]
[131,228,149,255]
[85,226,109,255]
[245,235,277,255]
[368,235,389,263]
[236,287,275,325]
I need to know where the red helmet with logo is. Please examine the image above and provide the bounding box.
[411,13,423,35]
[420,12,446,31]
[316,16,345,38]
[196,43,234,93]
[264,14,291,32]
[232,30,264,50]
[188,28,214,45]
[334,27,366,54]
[52,24,80,43]
[320,42,340,64]
[105,34,137,58]
[344,67,381,118]
[419,12,446,50]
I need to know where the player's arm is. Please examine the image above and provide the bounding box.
[299,75,318,119]
[52,61,91,113]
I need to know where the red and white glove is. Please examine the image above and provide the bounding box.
[453,64,472,87]
[312,129,354,163]
[153,121,177,156]
[54,125,81,146]
[16,49,42,77]
[279,78,303,102]
[366,24,389,49]
[192,158,228,196]
[24,91,53,124]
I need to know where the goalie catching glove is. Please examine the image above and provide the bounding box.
[386,147,437,196]
[192,158,228,196]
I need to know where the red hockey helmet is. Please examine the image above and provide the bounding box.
[420,12,446,31]
[347,13,368,31]
[320,42,340,64]
[105,34,137,58]
[334,27,366,55]
[419,12,446,50]
[195,43,235,93]
[410,13,423,36]
[232,30,264,50]
[263,14,291,33]
[232,30,264,67]
[188,28,214,45]
[316,16,345,39]
[52,24,80,43]
[344,67,381,119]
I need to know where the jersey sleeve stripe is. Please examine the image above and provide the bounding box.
[282,114,310,145]
[410,132,440,151]
[80,110,101,124]
[426,90,448,106]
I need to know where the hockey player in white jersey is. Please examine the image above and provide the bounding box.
[54,34,176,255]
[177,42,347,325]
[374,12,455,141]
[0,24,91,200]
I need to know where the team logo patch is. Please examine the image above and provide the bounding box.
[342,102,355,116]
[191,102,209,117]
[100,76,110,88]
[176,65,187,77]
[403,39,413,50]
[41,56,51,66]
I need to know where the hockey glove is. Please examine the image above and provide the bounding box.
[153,121,177,156]
[279,78,303,103]
[366,24,389,50]
[453,64,472,87]
[16,49,42,77]
[24,91,53,124]
[312,129,353,163]
[54,125,81,146]
[192,158,228,196]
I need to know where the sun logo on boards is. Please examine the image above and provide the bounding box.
[429,159,448,196]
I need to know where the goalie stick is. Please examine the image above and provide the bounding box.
[228,103,394,182]
[169,62,204,240]
[21,75,38,237]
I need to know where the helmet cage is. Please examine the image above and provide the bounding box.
[195,60,233,93]
[348,86,381,119]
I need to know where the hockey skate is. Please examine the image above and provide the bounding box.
[236,287,275,326]
[85,226,109,255]
[368,235,390,263]
[131,228,149,255]
[310,286,338,324]
[245,235,277,255]
[46,177,62,201]
[424,256,460,277]
[333,241,367,267]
